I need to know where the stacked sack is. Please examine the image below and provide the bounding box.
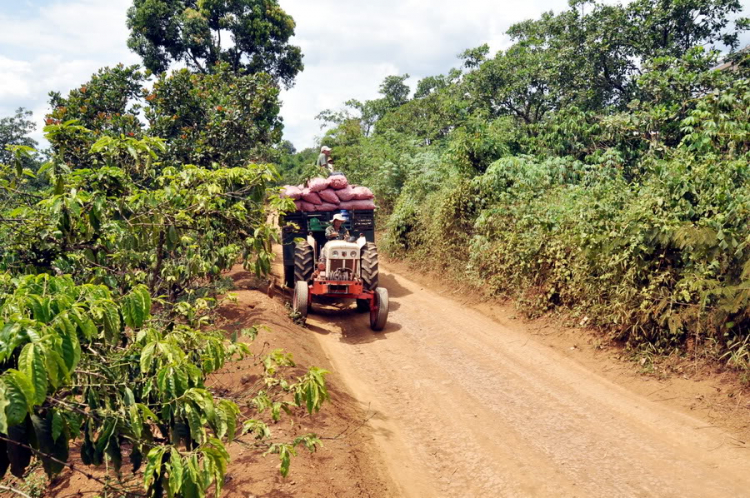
[281,174,376,212]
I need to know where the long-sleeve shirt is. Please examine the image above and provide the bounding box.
[325,224,348,240]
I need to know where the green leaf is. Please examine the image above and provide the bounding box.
[144,446,167,489]
[51,409,64,442]
[217,400,240,441]
[102,302,121,344]
[18,343,48,405]
[183,404,205,445]
[58,322,81,371]
[129,405,143,439]
[0,383,10,434]
[71,309,97,340]
[4,370,34,425]
[169,450,184,497]
[123,285,151,329]
[141,342,156,372]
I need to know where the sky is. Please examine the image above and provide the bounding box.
[1,0,749,151]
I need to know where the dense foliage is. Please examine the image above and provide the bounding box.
[0,0,327,491]
[285,0,750,367]
[0,115,326,495]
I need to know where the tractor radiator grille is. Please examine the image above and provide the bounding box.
[327,284,349,293]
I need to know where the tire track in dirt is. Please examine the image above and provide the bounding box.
[302,266,750,497]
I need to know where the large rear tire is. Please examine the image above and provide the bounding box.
[369,287,389,332]
[361,242,379,291]
[294,241,314,284]
[293,281,309,319]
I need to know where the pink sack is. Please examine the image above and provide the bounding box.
[335,185,356,202]
[307,177,330,193]
[296,200,317,212]
[328,175,349,190]
[340,199,376,210]
[301,188,322,205]
[282,185,302,200]
[316,202,339,212]
[318,189,340,204]
[351,186,374,200]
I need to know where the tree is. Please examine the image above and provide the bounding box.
[465,43,560,124]
[145,64,283,168]
[46,65,146,170]
[0,108,38,165]
[126,0,303,87]
[317,74,411,137]
[502,0,749,112]
[46,63,283,171]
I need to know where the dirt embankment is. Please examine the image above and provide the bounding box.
[211,268,395,497]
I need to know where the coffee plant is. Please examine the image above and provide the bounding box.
[0,122,323,496]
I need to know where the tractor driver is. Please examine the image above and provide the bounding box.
[325,213,349,241]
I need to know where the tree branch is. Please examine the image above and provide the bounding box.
[0,485,32,498]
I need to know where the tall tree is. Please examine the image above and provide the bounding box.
[126,0,303,87]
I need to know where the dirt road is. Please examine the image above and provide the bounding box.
[302,264,750,498]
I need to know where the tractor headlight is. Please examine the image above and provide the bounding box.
[350,250,357,257]
[332,250,338,256]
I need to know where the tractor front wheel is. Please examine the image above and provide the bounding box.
[293,281,309,320]
[369,287,389,331]
[361,242,379,291]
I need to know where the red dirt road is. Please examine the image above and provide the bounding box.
[302,264,750,498]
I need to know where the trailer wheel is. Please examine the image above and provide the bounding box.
[361,242,379,291]
[369,287,389,331]
[355,299,369,313]
[293,281,309,319]
[294,241,314,284]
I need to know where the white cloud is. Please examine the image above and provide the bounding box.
[0,0,138,145]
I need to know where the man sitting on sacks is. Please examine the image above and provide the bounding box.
[317,145,333,173]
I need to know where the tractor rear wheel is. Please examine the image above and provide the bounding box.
[369,287,389,331]
[294,241,314,284]
[293,281,309,319]
[361,242,379,291]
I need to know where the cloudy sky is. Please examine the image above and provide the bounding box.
[1,0,748,150]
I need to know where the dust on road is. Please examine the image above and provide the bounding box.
[301,265,750,498]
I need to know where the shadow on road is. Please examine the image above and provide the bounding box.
[380,272,412,298]
[303,299,402,345]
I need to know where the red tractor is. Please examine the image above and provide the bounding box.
[291,237,389,331]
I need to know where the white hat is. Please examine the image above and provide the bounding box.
[332,213,346,222]
[321,146,331,152]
